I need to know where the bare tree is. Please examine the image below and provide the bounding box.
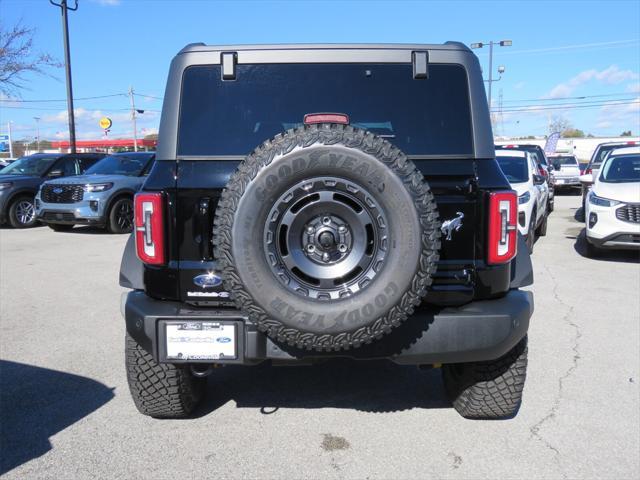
[0,19,61,96]
[548,116,572,136]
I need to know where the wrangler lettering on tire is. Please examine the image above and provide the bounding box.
[213,123,441,351]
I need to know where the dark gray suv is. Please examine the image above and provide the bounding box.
[0,153,104,228]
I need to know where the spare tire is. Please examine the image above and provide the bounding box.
[213,124,440,351]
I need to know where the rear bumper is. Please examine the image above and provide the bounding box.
[123,289,533,366]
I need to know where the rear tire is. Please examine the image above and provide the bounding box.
[108,197,134,234]
[125,333,206,418]
[8,195,37,228]
[48,223,74,232]
[442,336,528,419]
[585,237,600,258]
[525,211,536,253]
[536,213,547,237]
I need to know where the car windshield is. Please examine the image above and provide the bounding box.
[600,155,640,183]
[551,156,577,168]
[593,144,637,167]
[497,156,529,183]
[84,153,153,176]
[0,155,58,176]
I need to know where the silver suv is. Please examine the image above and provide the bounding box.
[36,152,155,233]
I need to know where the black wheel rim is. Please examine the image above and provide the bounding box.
[116,201,134,231]
[264,177,389,300]
[15,200,35,225]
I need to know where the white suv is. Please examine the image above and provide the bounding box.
[496,149,549,252]
[584,146,640,256]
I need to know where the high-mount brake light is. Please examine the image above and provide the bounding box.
[134,192,165,265]
[487,191,518,265]
[303,113,350,125]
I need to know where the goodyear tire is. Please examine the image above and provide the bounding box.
[213,124,440,351]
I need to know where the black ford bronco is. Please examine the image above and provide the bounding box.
[120,43,533,419]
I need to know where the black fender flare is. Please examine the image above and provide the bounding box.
[510,232,533,289]
[119,233,144,290]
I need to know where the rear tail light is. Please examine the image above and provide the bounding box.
[487,191,518,265]
[304,113,350,125]
[584,168,592,175]
[134,192,165,265]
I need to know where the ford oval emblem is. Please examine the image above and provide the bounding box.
[216,337,232,344]
[193,273,223,289]
[53,187,64,194]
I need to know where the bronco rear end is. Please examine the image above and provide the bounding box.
[120,43,533,420]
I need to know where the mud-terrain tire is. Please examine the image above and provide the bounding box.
[442,336,528,419]
[213,123,440,351]
[125,333,205,418]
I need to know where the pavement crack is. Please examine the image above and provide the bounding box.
[529,265,582,479]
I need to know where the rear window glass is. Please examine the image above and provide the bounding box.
[550,156,577,167]
[497,156,529,183]
[178,63,473,156]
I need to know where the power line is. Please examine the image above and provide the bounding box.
[134,93,163,101]
[497,97,637,110]
[495,99,639,113]
[502,92,638,103]
[0,93,127,103]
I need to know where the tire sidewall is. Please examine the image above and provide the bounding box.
[9,195,37,228]
[230,145,424,337]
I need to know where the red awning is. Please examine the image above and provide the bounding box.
[51,138,157,148]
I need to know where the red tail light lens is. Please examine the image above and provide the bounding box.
[134,192,165,265]
[538,165,548,178]
[584,168,592,175]
[487,191,518,265]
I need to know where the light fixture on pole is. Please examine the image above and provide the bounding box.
[470,40,512,113]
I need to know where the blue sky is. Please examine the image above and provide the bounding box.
[1,0,639,143]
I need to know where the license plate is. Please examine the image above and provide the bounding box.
[165,322,237,360]
[556,179,565,184]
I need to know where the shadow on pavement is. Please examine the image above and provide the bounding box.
[574,229,640,264]
[194,359,449,417]
[0,360,114,475]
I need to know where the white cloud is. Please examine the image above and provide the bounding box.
[595,97,640,133]
[545,65,640,99]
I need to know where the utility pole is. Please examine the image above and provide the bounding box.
[34,117,41,152]
[7,122,14,158]
[49,0,78,153]
[129,86,138,152]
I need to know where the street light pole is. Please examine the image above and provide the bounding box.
[34,117,40,152]
[129,86,138,152]
[470,40,512,114]
[50,0,78,154]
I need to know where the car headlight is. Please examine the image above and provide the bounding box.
[518,191,530,204]
[0,182,13,191]
[588,191,620,207]
[83,182,113,193]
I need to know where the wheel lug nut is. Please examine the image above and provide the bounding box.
[306,244,315,253]
[322,217,331,225]
[322,252,330,262]
[338,244,347,253]
[306,226,315,234]
[338,225,347,233]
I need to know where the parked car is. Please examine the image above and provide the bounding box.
[0,152,105,228]
[548,154,581,191]
[580,140,640,208]
[496,149,549,252]
[120,42,534,420]
[0,158,17,168]
[584,146,640,256]
[36,152,156,233]
[496,143,555,212]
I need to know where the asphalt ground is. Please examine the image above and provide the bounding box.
[1,194,638,479]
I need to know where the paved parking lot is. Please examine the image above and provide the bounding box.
[1,194,638,479]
